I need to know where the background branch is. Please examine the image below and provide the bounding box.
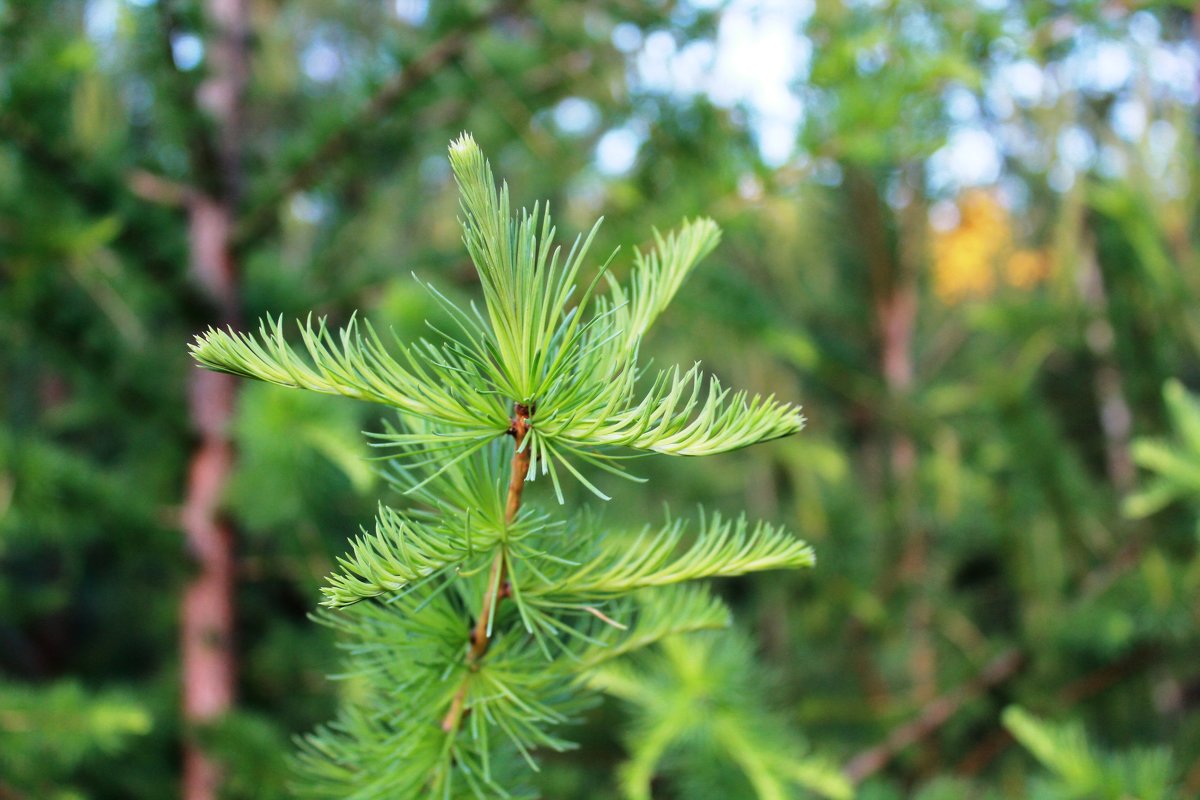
[955,645,1161,777]
[234,2,519,251]
[843,649,1026,783]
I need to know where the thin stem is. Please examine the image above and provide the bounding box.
[440,404,531,733]
[505,406,533,525]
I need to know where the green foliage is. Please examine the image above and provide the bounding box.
[1002,706,1178,800]
[526,512,814,599]
[589,630,851,800]
[230,383,376,531]
[803,0,995,164]
[193,135,810,797]
[193,136,803,504]
[0,681,151,798]
[198,711,295,800]
[1125,380,1200,520]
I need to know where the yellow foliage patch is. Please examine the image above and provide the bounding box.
[930,190,1052,304]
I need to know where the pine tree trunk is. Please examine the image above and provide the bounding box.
[180,1,249,798]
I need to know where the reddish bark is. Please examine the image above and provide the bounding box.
[875,286,917,475]
[179,417,236,800]
[180,202,240,799]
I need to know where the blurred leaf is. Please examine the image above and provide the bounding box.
[1125,380,1200,518]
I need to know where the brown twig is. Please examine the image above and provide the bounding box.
[956,645,1161,777]
[847,596,1164,784]
[440,404,531,733]
[504,405,533,524]
[843,649,1026,784]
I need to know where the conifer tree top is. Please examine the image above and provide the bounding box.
[191,133,804,501]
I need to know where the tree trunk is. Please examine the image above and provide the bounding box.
[180,1,249,798]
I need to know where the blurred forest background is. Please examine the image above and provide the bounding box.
[3,0,1200,798]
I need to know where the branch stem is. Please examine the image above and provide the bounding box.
[440,404,531,733]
